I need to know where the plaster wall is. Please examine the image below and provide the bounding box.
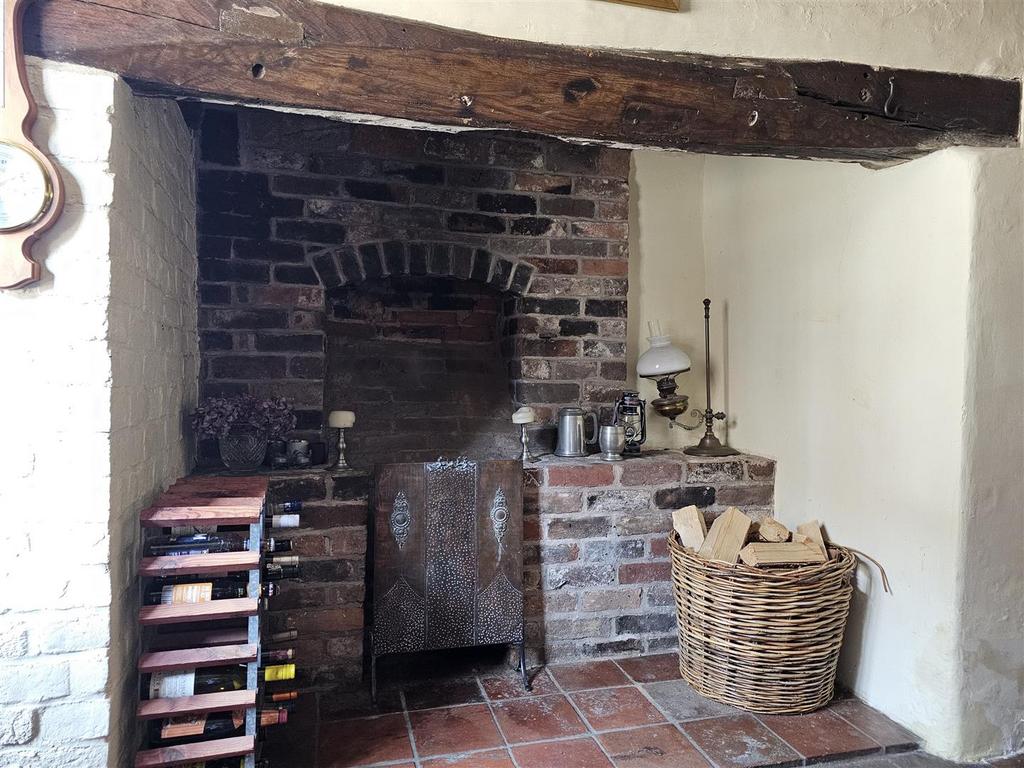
[0,59,197,768]
[694,148,1023,761]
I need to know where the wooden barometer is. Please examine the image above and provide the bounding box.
[1,0,63,289]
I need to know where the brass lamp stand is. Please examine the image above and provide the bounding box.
[653,299,739,457]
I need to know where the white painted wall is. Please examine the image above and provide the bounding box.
[701,150,977,757]
[327,0,1023,78]
[0,60,197,768]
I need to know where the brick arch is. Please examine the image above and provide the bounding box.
[307,240,536,296]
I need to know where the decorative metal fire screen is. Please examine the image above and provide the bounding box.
[371,458,527,697]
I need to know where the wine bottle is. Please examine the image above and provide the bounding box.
[144,533,243,557]
[267,689,298,703]
[149,708,285,746]
[266,554,299,566]
[264,537,292,553]
[261,648,294,663]
[264,564,300,581]
[270,500,303,513]
[146,663,296,699]
[267,629,297,644]
[264,514,300,529]
[144,581,277,605]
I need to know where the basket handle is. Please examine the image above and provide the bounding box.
[845,547,892,594]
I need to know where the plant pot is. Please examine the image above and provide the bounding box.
[218,430,269,472]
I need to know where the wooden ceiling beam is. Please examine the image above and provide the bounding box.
[24,0,1021,162]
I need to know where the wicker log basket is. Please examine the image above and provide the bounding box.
[668,530,858,715]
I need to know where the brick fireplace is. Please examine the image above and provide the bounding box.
[190,105,631,464]
[185,105,777,705]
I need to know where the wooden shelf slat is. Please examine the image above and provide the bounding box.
[140,598,258,626]
[171,477,269,494]
[137,689,256,720]
[135,735,254,768]
[140,551,259,577]
[139,644,257,673]
[141,505,261,527]
[155,493,265,508]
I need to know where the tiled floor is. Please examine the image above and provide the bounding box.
[262,654,925,768]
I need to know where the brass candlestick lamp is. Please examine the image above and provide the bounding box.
[637,299,738,457]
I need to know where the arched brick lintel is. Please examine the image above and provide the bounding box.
[309,240,536,296]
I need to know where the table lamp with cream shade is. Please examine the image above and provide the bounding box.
[328,410,355,470]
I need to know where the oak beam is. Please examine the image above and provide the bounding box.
[25,0,1020,161]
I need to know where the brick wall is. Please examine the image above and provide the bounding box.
[189,105,631,453]
[524,453,776,662]
[257,451,774,703]
[0,61,197,768]
[263,473,371,700]
[325,275,519,468]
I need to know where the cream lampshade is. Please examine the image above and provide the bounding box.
[328,410,355,470]
[328,410,355,429]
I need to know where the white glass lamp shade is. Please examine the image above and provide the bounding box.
[637,335,691,379]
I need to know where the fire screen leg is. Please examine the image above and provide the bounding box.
[518,642,532,692]
[370,650,378,704]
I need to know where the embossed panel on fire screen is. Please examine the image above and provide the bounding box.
[370,458,527,699]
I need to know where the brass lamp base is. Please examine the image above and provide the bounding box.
[684,431,740,457]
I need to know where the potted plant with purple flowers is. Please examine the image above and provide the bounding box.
[192,395,296,472]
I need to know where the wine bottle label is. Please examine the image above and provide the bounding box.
[161,713,207,739]
[263,663,296,682]
[160,583,213,605]
[269,690,298,702]
[149,670,196,699]
[269,514,300,528]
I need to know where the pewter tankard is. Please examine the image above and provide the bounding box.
[555,406,598,457]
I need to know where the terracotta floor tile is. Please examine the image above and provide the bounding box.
[572,686,666,731]
[617,654,682,684]
[481,668,560,700]
[410,703,504,758]
[492,693,588,743]
[422,749,517,767]
[547,660,631,691]
[644,679,738,721]
[318,713,414,768]
[319,687,404,720]
[404,678,485,710]
[683,714,801,768]
[512,737,615,768]
[599,724,713,768]
[761,709,882,762]
[828,699,919,751]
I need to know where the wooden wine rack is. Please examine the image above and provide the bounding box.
[134,475,269,768]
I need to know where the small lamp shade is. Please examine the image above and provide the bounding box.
[512,406,536,425]
[328,410,355,429]
[637,335,691,379]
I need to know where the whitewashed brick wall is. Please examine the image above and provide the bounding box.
[0,59,197,768]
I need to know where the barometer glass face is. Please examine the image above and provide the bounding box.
[0,142,52,232]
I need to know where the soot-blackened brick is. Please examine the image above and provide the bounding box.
[200,108,239,166]
[255,333,325,353]
[200,331,233,352]
[471,249,493,282]
[488,257,514,289]
[408,244,429,275]
[276,220,347,244]
[429,244,451,275]
[509,263,534,294]
[274,265,319,285]
[200,260,270,284]
[333,474,372,500]
[653,486,716,509]
[358,244,383,279]
[201,213,270,240]
[382,163,444,184]
[344,179,400,202]
[233,239,305,263]
[447,212,506,234]
[559,319,598,337]
[210,355,287,379]
[311,250,342,289]
[199,285,232,305]
[521,297,581,316]
[585,299,627,318]
[516,382,581,402]
[198,236,231,261]
[510,217,554,236]
[477,193,537,214]
[382,241,405,275]
[273,174,341,197]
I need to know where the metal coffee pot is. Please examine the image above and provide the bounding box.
[555,406,598,458]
